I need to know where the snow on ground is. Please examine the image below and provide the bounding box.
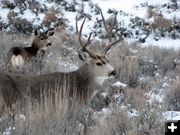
[143,37,180,49]
[111,81,127,89]
[1,0,179,48]
[163,111,180,121]
[91,0,174,17]
[62,0,180,49]
[0,7,9,23]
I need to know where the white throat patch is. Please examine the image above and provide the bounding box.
[95,77,109,85]
[39,47,47,50]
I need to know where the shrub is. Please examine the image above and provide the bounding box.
[13,18,33,35]
[147,7,172,37]
[7,11,18,22]
[43,7,62,28]
[29,1,40,16]
[1,0,15,9]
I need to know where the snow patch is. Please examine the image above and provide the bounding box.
[145,91,164,105]
[112,81,127,89]
[163,111,180,121]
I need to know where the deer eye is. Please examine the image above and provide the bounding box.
[96,62,102,66]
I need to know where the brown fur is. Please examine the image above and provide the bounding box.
[8,46,39,62]
[0,64,96,110]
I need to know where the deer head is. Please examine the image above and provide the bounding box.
[32,28,55,50]
[76,8,122,85]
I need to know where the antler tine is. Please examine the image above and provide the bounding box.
[78,16,87,47]
[77,15,96,58]
[97,6,121,55]
[75,15,79,35]
[103,35,122,55]
[97,6,117,42]
[109,13,117,41]
[97,6,109,40]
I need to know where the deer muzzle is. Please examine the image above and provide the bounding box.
[108,70,116,77]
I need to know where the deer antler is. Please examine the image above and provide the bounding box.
[76,15,96,58]
[96,6,122,55]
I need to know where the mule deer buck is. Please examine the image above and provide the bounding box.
[0,9,121,112]
[8,28,55,68]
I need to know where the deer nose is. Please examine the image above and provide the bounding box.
[108,70,116,76]
[47,42,52,46]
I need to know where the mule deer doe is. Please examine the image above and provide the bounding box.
[8,28,55,68]
[0,9,122,112]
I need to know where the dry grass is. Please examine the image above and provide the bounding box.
[108,41,141,85]
[165,79,180,111]
[0,79,85,135]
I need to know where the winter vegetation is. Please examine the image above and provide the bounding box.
[0,0,180,135]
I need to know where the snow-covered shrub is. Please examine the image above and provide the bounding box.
[29,1,40,16]
[1,0,15,9]
[146,6,155,19]
[43,7,61,28]
[14,0,26,12]
[51,0,64,4]
[171,0,178,10]
[150,17,171,37]
[7,11,33,34]
[169,18,180,39]
[7,11,18,22]
[13,18,33,35]
[146,7,172,38]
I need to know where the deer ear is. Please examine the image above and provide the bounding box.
[78,50,90,62]
[46,28,55,37]
[35,29,40,36]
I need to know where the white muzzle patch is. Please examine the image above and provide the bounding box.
[11,55,25,68]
